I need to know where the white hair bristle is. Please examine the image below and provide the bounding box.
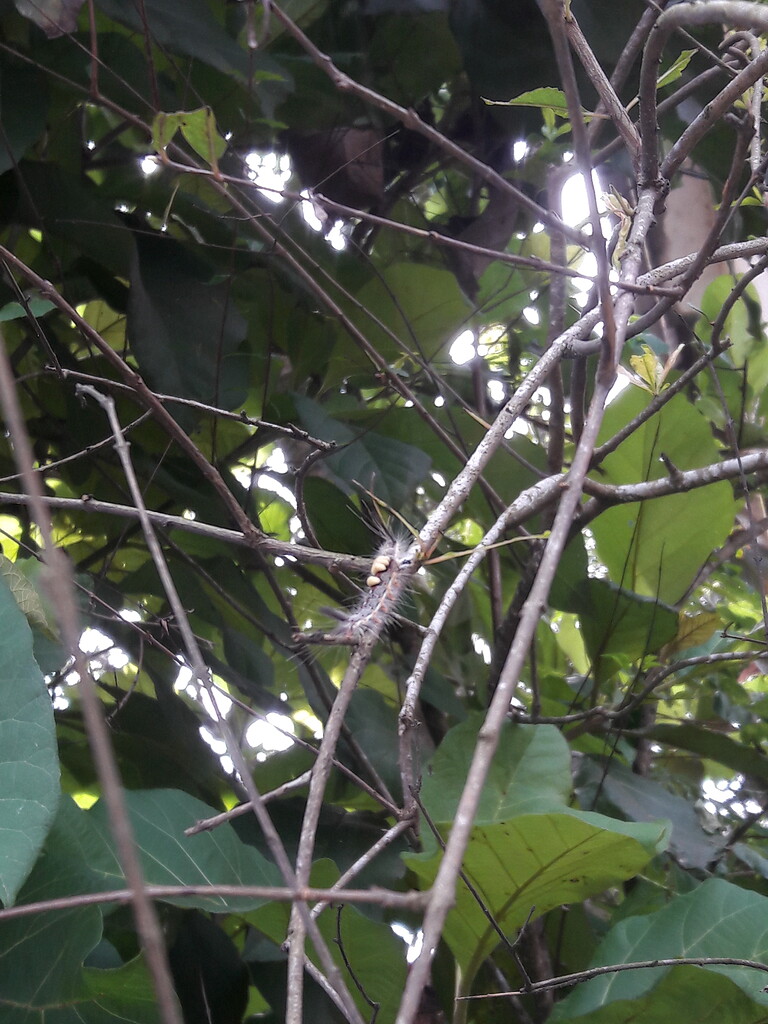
[299,531,418,645]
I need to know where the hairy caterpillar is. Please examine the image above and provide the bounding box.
[298,531,419,645]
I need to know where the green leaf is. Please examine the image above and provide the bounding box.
[127,235,248,420]
[590,388,739,604]
[152,107,227,171]
[550,538,677,682]
[405,718,668,989]
[88,788,282,911]
[0,59,48,175]
[152,111,188,152]
[97,0,274,78]
[0,903,102,1011]
[0,798,168,1021]
[79,957,165,1024]
[179,107,226,169]
[698,274,767,392]
[666,611,720,655]
[293,395,432,507]
[732,842,768,883]
[0,574,59,907]
[556,965,766,1024]
[0,298,55,323]
[485,86,571,117]
[657,49,697,91]
[418,716,572,824]
[0,554,57,637]
[350,262,471,362]
[575,756,724,870]
[553,879,768,1021]
[649,723,768,786]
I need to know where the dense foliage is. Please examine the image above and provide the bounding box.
[4,0,768,1022]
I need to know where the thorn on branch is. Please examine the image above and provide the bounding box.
[659,452,683,483]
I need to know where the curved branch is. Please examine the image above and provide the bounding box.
[269,2,591,249]
[460,955,768,1000]
[640,0,768,184]
[583,447,768,512]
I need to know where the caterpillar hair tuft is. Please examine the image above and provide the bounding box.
[298,530,418,646]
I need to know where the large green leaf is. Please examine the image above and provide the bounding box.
[553,879,768,1022]
[590,387,738,604]
[96,0,269,78]
[127,235,248,417]
[88,788,282,911]
[551,537,678,682]
[649,723,768,786]
[0,553,55,635]
[0,798,167,1022]
[0,574,59,907]
[699,275,767,393]
[293,394,432,506]
[0,959,162,1024]
[555,965,765,1024]
[350,262,470,361]
[76,958,164,1024]
[405,718,668,987]
[408,814,666,983]
[575,756,724,870]
[0,59,48,175]
[1,162,133,276]
[417,716,572,823]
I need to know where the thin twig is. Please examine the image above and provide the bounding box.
[0,490,376,573]
[268,3,590,250]
[311,819,413,919]
[0,883,427,922]
[458,956,768,998]
[583,447,768,509]
[57,367,336,447]
[185,773,312,835]
[639,1,768,185]
[564,10,641,164]
[395,163,663,1024]
[286,624,407,1024]
[78,384,366,1024]
[0,347,183,1024]
[0,244,262,543]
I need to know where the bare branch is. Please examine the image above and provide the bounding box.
[0,884,427,922]
[269,2,591,250]
[0,346,183,1023]
[459,956,768,999]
